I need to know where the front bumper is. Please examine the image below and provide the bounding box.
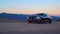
[28,19,40,22]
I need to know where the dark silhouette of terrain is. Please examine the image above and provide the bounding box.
[0,13,29,21]
[0,13,60,22]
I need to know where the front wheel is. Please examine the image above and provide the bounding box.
[49,21,52,24]
[28,21,32,23]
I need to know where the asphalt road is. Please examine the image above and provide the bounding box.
[0,21,60,34]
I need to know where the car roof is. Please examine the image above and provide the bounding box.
[29,13,48,17]
[34,13,47,15]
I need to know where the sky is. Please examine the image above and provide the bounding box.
[0,0,60,16]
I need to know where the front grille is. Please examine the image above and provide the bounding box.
[43,18,50,21]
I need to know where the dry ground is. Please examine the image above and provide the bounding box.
[0,21,60,34]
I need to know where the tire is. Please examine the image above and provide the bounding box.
[37,21,41,24]
[49,21,51,24]
[28,21,32,23]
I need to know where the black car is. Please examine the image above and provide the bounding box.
[27,13,52,24]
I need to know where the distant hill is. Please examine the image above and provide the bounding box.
[51,16,60,21]
[56,18,60,21]
[0,13,29,20]
[0,13,60,21]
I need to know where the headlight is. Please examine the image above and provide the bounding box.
[37,17,40,19]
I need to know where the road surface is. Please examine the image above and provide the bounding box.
[0,21,60,34]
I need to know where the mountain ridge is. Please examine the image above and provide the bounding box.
[0,13,60,21]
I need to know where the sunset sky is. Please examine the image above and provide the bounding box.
[0,0,60,16]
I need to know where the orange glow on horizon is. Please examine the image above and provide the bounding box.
[0,8,60,16]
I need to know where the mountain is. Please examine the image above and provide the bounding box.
[51,16,60,21]
[0,13,29,20]
[0,13,60,21]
